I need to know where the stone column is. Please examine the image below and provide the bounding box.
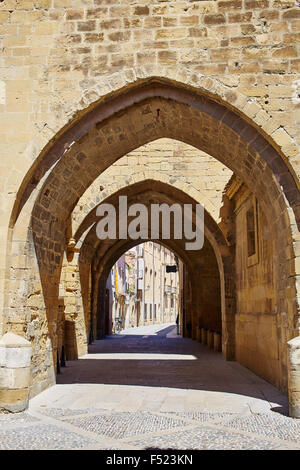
[213,332,222,352]
[0,332,31,412]
[207,330,214,348]
[201,328,207,345]
[287,335,300,418]
[96,278,107,339]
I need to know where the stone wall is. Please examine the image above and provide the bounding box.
[72,139,232,235]
[196,242,222,334]
[223,179,289,389]
[235,187,279,385]
[0,0,299,411]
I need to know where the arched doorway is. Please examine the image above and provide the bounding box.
[4,78,299,413]
[74,179,232,358]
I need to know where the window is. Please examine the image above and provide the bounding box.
[246,207,255,257]
[246,197,259,266]
[144,304,147,320]
[150,304,152,320]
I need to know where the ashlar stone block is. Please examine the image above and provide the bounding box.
[0,332,32,412]
[287,335,300,418]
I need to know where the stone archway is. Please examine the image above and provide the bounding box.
[72,179,233,361]
[3,77,300,415]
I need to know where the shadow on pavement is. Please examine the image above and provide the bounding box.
[56,326,288,416]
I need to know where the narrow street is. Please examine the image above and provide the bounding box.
[0,324,299,450]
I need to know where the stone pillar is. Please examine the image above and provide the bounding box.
[214,332,222,352]
[287,336,300,418]
[192,317,197,340]
[0,333,32,413]
[96,278,107,339]
[207,330,214,348]
[201,328,207,345]
[64,320,78,360]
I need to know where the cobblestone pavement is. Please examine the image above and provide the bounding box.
[1,324,299,450]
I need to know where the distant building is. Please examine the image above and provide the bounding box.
[106,242,181,333]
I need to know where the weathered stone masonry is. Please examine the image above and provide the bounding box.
[0,0,299,416]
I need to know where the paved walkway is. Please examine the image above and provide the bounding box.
[1,323,300,450]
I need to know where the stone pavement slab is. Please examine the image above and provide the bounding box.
[1,323,298,450]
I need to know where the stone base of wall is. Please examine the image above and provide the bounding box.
[0,333,31,413]
[29,375,55,401]
[235,313,281,390]
[288,336,300,419]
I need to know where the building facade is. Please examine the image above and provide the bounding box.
[105,242,180,333]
